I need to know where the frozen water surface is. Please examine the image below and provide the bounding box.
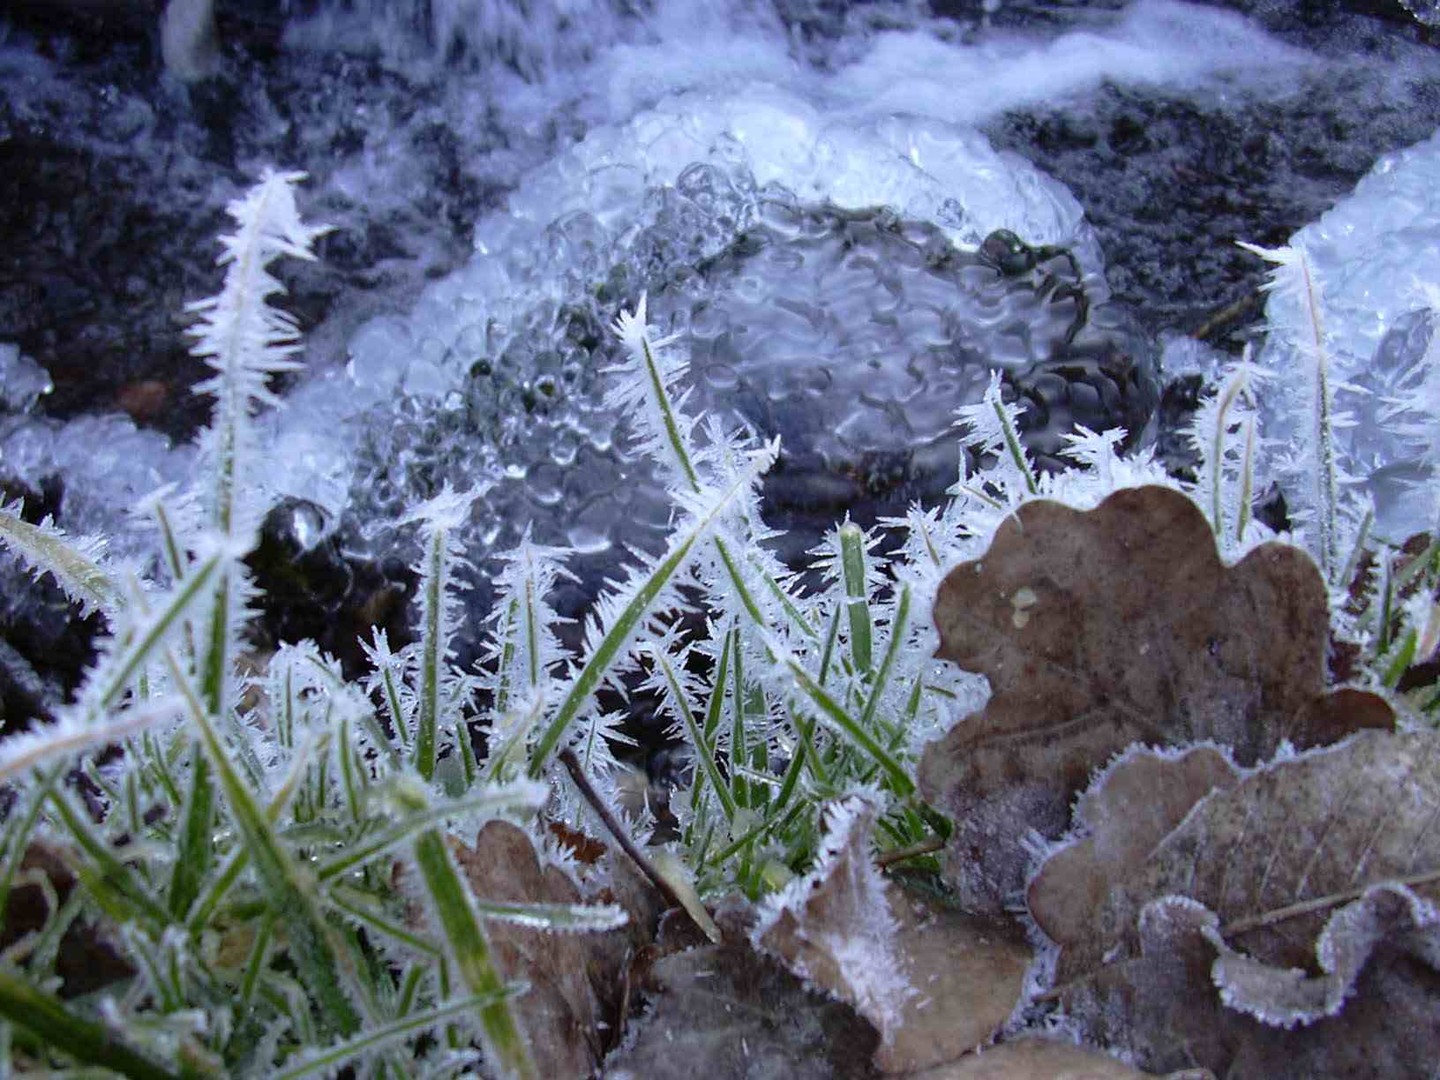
[6,0,1435,595]
[1255,129,1440,542]
[270,0,1317,570]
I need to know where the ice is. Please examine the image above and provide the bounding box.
[1401,0,1440,28]
[0,345,53,414]
[4,0,1334,595]
[0,412,191,556]
[1253,129,1440,541]
[257,2,1317,618]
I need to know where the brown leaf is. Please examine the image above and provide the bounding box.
[451,820,634,1078]
[1028,745,1240,967]
[604,902,881,1080]
[875,890,1031,1075]
[1039,730,1440,1077]
[1069,892,1440,1080]
[902,1036,1178,1079]
[756,797,913,1039]
[753,797,1032,1073]
[0,840,132,997]
[918,485,1393,912]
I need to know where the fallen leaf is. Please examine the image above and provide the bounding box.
[903,1036,1176,1079]
[918,486,1393,912]
[755,796,914,1039]
[451,820,632,1078]
[604,902,881,1080]
[1037,730,1440,1077]
[751,795,1032,1072]
[1028,745,1239,965]
[875,889,1031,1075]
[0,839,132,997]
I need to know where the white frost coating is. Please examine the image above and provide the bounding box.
[824,0,1309,125]
[0,344,52,413]
[488,84,1087,250]
[0,414,192,556]
[1253,128,1440,542]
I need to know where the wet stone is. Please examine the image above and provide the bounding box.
[247,497,414,678]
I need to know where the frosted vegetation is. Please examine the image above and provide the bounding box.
[1,121,1438,1072]
[2,3,1440,1075]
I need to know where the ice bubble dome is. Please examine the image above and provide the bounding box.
[317,85,1151,589]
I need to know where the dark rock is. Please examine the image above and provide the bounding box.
[0,14,523,443]
[1195,0,1438,47]
[247,496,415,677]
[986,57,1440,348]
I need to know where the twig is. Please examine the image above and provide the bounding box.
[1222,867,1440,937]
[875,836,945,870]
[557,749,685,914]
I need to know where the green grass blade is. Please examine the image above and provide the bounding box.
[859,584,911,732]
[838,523,873,674]
[276,991,515,1080]
[653,647,735,823]
[46,785,170,928]
[528,458,770,776]
[328,885,442,957]
[76,552,224,723]
[0,701,179,784]
[167,652,362,1037]
[415,529,447,782]
[469,897,628,930]
[776,653,915,796]
[411,829,535,1080]
[0,506,122,618]
[316,784,545,883]
[168,749,216,920]
[0,968,181,1080]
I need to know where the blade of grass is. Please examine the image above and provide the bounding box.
[411,829,535,1080]
[0,968,181,1080]
[528,458,770,776]
[653,648,736,823]
[315,784,546,883]
[774,651,915,796]
[838,523,873,674]
[166,651,362,1037]
[276,991,517,1080]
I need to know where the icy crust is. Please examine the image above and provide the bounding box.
[0,412,192,558]
[488,85,1090,252]
[647,198,1148,474]
[1255,128,1440,541]
[314,95,1115,635]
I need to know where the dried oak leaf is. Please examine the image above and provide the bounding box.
[450,820,634,1078]
[876,890,1032,1075]
[1028,745,1240,961]
[918,485,1393,912]
[1037,730,1440,1078]
[754,796,1031,1074]
[755,796,915,1040]
[603,901,882,1080]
